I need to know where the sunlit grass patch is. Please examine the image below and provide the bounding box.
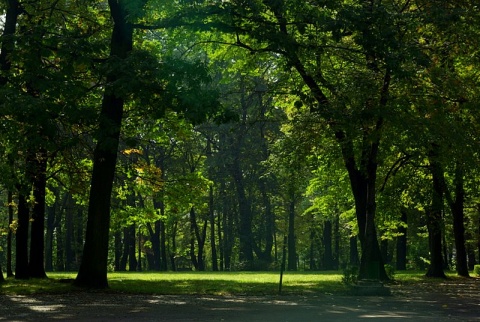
[106,271,346,295]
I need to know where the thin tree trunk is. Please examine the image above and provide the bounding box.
[323,220,334,270]
[396,210,407,270]
[287,193,297,271]
[128,224,137,271]
[114,230,122,271]
[119,227,129,271]
[75,0,133,288]
[7,191,14,277]
[209,185,218,271]
[65,194,75,271]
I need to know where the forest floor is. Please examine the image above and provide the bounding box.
[0,277,479,321]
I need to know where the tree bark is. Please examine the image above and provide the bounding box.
[426,148,446,278]
[28,149,48,278]
[75,0,133,288]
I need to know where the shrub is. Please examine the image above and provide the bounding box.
[474,265,480,277]
[342,266,358,285]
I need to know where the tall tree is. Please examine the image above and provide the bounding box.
[75,0,136,288]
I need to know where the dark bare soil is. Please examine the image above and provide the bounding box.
[1,278,479,321]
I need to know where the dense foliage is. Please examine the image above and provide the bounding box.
[0,0,479,287]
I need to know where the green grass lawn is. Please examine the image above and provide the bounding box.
[0,270,469,296]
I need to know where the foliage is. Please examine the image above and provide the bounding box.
[474,265,480,277]
[341,266,358,286]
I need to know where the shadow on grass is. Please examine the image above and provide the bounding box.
[107,278,347,296]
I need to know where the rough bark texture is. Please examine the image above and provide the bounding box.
[75,0,133,288]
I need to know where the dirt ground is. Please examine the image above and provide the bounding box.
[1,278,479,321]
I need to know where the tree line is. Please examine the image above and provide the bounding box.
[0,0,480,287]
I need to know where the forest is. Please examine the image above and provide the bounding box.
[0,0,480,289]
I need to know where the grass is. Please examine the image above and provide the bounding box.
[0,270,472,296]
[0,271,346,295]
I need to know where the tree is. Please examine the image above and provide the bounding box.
[75,0,136,288]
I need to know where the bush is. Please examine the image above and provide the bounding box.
[342,266,358,285]
[474,265,480,277]
[384,264,395,280]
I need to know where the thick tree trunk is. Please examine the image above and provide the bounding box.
[15,192,30,279]
[426,150,446,278]
[349,235,360,267]
[449,163,469,277]
[75,0,133,288]
[341,140,388,280]
[396,210,407,270]
[28,148,48,278]
[147,221,161,270]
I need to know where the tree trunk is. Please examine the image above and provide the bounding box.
[396,210,407,270]
[209,185,218,271]
[7,190,14,277]
[147,221,161,270]
[287,195,297,271]
[65,195,75,271]
[128,224,137,271]
[189,207,207,271]
[323,220,334,270]
[309,222,317,270]
[15,192,30,279]
[334,213,340,270]
[426,149,446,278]
[335,121,389,281]
[448,163,469,277]
[349,235,360,267]
[119,227,129,271]
[75,0,133,288]
[28,148,48,278]
[232,157,254,268]
[114,230,122,271]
